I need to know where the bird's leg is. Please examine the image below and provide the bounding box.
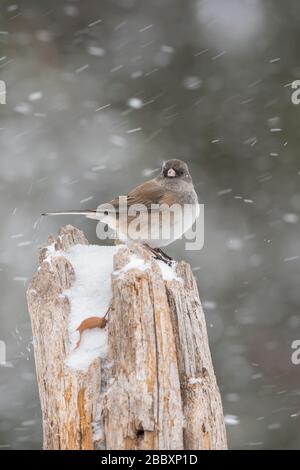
[155,248,173,262]
[144,244,173,266]
[144,243,161,259]
[154,248,174,267]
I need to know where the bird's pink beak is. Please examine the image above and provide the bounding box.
[167,168,176,177]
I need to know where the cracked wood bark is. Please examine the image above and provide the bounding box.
[27,225,227,450]
[26,226,102,450]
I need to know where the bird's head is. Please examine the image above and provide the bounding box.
[161,159,192,182]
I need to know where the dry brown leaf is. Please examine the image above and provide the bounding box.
[76,316,107,348]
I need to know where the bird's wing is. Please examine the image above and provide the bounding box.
[108,179,177,212]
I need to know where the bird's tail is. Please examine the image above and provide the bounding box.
[42,210,100,220]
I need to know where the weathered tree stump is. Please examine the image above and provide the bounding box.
[27,225,227,450]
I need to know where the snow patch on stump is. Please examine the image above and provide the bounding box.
[114,253,180,281]
[63,244,118,371]
[156,259,181,281]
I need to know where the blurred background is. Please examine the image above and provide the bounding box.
[0,0,300,450]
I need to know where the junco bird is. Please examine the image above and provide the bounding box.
[43,159,199,263]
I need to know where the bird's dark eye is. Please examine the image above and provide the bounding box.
[178,170,184,176]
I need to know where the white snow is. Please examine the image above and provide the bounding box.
[226,237,243,251]
[131,70,143,79]
[203,300,217,310]
[63,245,118,372]
[224,414,240,425]
[7,5,18,12]
[283,213,299,224]
[114,254,180,282]
[114,254,150,276]
[80,196,94,204]
[156,259,180,281]
[87,45,105,57]
[95,104,111,112]
[218,188,232,196]
[0,361,13,368]
[14,102,31,115]
[161,45,174,54]
[126,127,142,134]
[44,242,56,264]
[139,24,153,32]
[142,167,160,177]
[17,240,32,247]
[63,5,79,17]
[127,97,143,109]
[268,423,280,430]
[28,91,42,102]
[88,19,102,28]
[36,30,53,42]
[182,76,202,90]
[110,134,127,147]
[76,64,89,74]
[188,377,203,385]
